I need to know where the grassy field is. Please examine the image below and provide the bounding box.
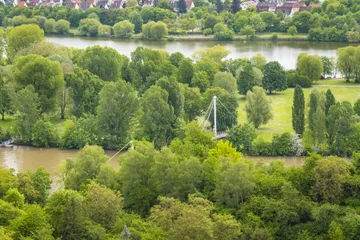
[238,79,360,141]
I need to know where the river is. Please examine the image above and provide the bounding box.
[0,146,304,176]
[46,36,353,69]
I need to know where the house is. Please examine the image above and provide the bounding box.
[185,0,194,11]
[111,0,123,8]
[29,0,41,7]
[256,2,277,13]
[96,0,108,8]
[240,1,257,10]
[79,2,93,10]
[16,0,27,7]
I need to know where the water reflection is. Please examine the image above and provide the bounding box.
[46,36,351,69]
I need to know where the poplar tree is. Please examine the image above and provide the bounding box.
[178,0,187,13]
[325,89,335,115]
[292,85,305,135]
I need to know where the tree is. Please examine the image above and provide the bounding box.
[177,58,194,84]
[311,157,349,203]
[0,169,18,198]
[180,85,203,122]
[45,190,88,239]
[250,54,266,71]
[193,45,230,62]
[130,11,143,34]
[150,21,168,39]
[83,181,122,229]
[354,98,360,116]
[191,71,210,93]
[14,54,64,112]
[140,86,175,148]
[297,53,323,82]
[227,123,256,153]
[213,23,234,40]
[119,141,158,216]
[44,18,56,33]
[178,0,187,13]
[246,87,273,128]
[337,46,355,82]
[213,72,237,93]
[292,85,305,135]
[14,86,41,143]
[62,145,107,190]
[9,205,54,240]
[0,82,13,120]
[321,56,333,77]
[169,52,184,67]
[231,0,241,13]
[240,26,255,40]
[287,26,298,37]
[325,89,335,115]
[157,76,184,118]
[113,20,135,39]
[55,19,71,34]
[237,62,256,95]
[6,24,44,60]
[77,46,124,82]
[262,61,287,94]
[215,161,255,208]
[97,80,139,149]
[32,119,58,147]
[78,18,101,36]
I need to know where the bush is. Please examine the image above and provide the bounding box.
[203,28,212,36]
[272,133,294,156]
[213,23,234,41]
[271,33,278,40]
[32,119,59,147]
[55,19,70,34]
[286,70,312,88]
[251,138,274,156]
[113,20,135,39]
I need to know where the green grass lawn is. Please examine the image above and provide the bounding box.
[238,79,360,141]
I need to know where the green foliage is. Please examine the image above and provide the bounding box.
[62,145,107,190]
[236,62,257,95]
[65,67,104,117]
[0,168,18,198]
[213,23,234,40]
[213,72,237,93]
[227,123,256,154]
[140,86,175,148]
[246,87,273,128]
[32,119,59,147]
[354,98,360,116]
[55,19,71,34]
[44,18,56,33]
[177,58,194,84]
[6,24,44,60]
[114,20,135,39]
[292,85,305,135]
[130,11,143,33]
[240,26,255,40]
[262,61,287,94]
[288,25,298,36]
[297,53,323,82]
[77,46,124,82]
[142,21,168,40]
[78,18,101,36]
[14,86,41,143]
[96,80,139,149]
[4,188,25,208]
[14,54,64,112]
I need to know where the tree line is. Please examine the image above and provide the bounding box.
[0,24,359,158]
[2,0,360,41]
[2,136,360,239]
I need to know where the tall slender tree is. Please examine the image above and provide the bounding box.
[325,89,335,115]
[292,85,305,135]
[178,0,187,13]
[231,0,241,13]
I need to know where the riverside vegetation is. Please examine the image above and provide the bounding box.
[1,24,360,157]
[2,20,360,240]
[2,0,360,41]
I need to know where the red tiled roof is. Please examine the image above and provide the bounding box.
[17,1,26,7]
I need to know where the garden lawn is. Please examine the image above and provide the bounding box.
[238,80,360,141]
